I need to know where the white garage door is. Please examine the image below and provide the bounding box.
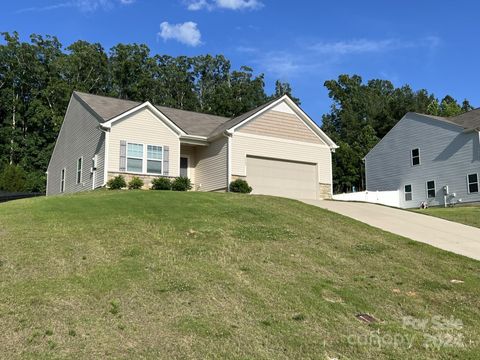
[246,156,318,199]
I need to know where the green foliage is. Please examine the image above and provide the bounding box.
[229,179,252,194]
[107,175,126,190]
[271,80,301,105]
[0,164,27,192]
[24,171,46,193]
[171,177,192,192]
[128,176,144,190]
[426,96,473,117]
[321,74,474,193]
[151,177,172,190]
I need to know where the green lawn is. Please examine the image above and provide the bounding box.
[0,191,479,359]
[413,205,480,228]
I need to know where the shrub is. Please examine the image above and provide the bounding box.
[24,171,46,193]
[171,177,192,191]
[128,176,144,190]
[229,179,252,194]
[151,177,172,190]
[0,164,27,192]
[107,175,126,190]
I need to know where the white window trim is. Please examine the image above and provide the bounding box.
[147,144,164,176]
[426,180,436,198]
[404,184,412,201]
[60,168,66,193]
[126,142,164,176]
[77,157,83,184]
[411,148,421,166]
[467,173,479,194]
[126,142,145,174]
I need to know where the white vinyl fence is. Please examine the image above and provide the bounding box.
[333,190,400,208]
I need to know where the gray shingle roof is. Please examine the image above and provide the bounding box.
[447,108,480,130]
[418,108,480,131]
[74,91,230,137]
[75,92,141,121]
[155,105,229,137]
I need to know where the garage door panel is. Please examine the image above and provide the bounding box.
[246,156,317,199]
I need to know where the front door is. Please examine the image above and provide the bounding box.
[180,157,188,178]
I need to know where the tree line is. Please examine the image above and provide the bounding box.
[0,33,473,194]
[0,32,297,192]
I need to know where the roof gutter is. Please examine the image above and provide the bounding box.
[180,134,209,146]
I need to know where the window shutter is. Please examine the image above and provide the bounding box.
[119,140,127,171]
[163,146,169,176]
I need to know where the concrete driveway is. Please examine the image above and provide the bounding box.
[302,200,480,261]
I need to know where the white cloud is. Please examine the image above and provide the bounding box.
[186,0,212,10]
[235,45,257,53]
[309,39,396,55]
[185,0,263,11]
[158,22,202,47]
[16,0,134,13]
[308,37,441,55]
[247,36,441,78]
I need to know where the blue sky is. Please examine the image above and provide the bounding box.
[2,0,480,123]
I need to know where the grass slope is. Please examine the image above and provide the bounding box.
[0,191,479,359]
[413,205,480,229]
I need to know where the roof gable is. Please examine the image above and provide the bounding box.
[365,112,467,160]
[236,104,327,145]
[221,96,338,148]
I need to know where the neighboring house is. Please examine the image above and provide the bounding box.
[365,110,480,208]
[47,92,338,199]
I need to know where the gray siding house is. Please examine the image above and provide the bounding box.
[47,92,337,199]
[365,111,480,208]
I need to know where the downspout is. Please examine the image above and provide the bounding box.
[330,147,337,198]
[45,171,49,196]
[99,125,111,187]
[223,131,233,191]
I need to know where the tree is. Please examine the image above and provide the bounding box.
[109,43,155,100]
[271,80,300,105]
[0,164,27,192]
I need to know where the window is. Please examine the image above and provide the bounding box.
[127,143,143,173]
[426,180,436,198]
[147,145,163,174]
[404,184,412,201]
[467,173,479,194]
[77,157,83,184]
[411,148,420,166]
[60,168,66,193]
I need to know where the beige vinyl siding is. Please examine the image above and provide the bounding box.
[231,132,332,185]
[180,145,197,185]
[237,109,326,145]
[195,136,228,191]
[47,96,105,195]
[108,108,180,176]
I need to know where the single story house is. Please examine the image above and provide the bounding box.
[47,92,337,199]
[365,110,480,208]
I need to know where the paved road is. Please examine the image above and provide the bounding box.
[302,200,480,261]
